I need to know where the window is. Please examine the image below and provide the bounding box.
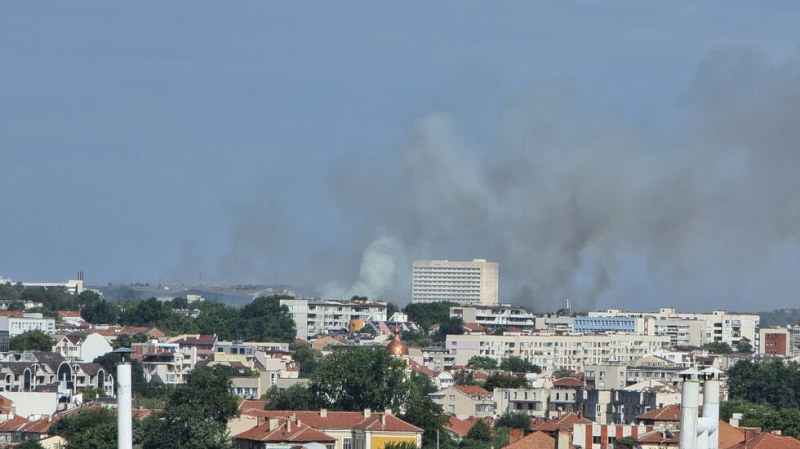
[449,395,455,402]
[593,436,601,444]
[343,438,352,449]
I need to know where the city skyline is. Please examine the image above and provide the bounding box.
[3,3,800,312]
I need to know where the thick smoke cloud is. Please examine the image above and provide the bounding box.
[334,47,800,311]
[207,47,800,312]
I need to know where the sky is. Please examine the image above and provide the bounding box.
[2,2,800,312]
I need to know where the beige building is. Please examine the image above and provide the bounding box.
[412,259,498,305]
[429,385,495,420]
[446,333,670,373]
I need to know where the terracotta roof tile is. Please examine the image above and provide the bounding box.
[636,404,681,422]
[258,411,422,433]
[552,377,584,388]
[501,431,555,449]
[454,385,492,398]
[719,420,747,448]
[726,432,800,449]
[236,419,336,443]
[239,400,267,411]
[0,415,29,432]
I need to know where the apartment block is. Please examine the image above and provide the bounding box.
[306,299,387,337]
[450,305,536,330]
[445,333,670,373]
[411,259,498,305]
[0,314,56,337]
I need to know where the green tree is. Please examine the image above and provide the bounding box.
[401,373,450,449]
[290,342,322,377]
[194,301,239,340]
[93,352,148,395]
[403,302,458,332]
[553,368,573,379]
[466,419,492,442]
[113,332,150,349]
[81,299,120,324]
[386,302,400,320]
[237,296,296,342]
[736,338,754,354]
[16,441,45,449]
[727,359,800,409]
[499,356,541,374]
[310,347,407,411]
[140,365,239,449]
[49,407,124,449]
[263,384,318,410]
[484,373,528,391]
[615,436,638,448]
[703,341,733,354]
[433,317,464,342]
[8,301,25,311]
[384,442,418,449]
[467,356,498,370]
[166,365,240,423]
[401,331,434,348]
[170,296,189,309]
[119,297,172,327]
[10,330,53,351]
[495,412,530,431]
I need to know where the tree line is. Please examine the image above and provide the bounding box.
[723,359,800,438]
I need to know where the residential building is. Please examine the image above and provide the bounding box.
[574,316,638,334]
[236,409,423,449]
[235,418,336,449]
[280,298,310,339]
[411,259,498,305]
[451,305,536,331]
[493,387,550,418]
[52,332,113,362]
[589,308,760,351]
[759,327,792,357]
[0,314,56,337]
[445,333,670,373]
[304,300,387,337]
[429,384,494,420]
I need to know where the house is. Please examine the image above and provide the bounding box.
[52,332,113,362]
[634,404,681,427]
[236,409,423,449]
[443,417,493,442]
[493,387,550,418]
[235,417,337,449]
[429,385,494,420]
[727,432,800,449]
[548,377,583,418]
[500,431,555,449]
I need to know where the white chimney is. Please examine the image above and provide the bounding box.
[320,409,327,418]
[364,408,371,418]
[117,364,132,449]
[679,368,721,449]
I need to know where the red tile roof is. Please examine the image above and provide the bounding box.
[0,415,30,432]
[255,411,422,433]
[239,400,267,411]
[637,429,680,445]
[501,431,555,449]
[530,413,592,433]
[552,377,584,388]
[445,417,494,438]
[727,432,800,449]
[636,404,681,422]
[454,385,492,398]
[718,420,747,448]
[236,419,336,443]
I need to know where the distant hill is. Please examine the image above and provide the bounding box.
[759,308,800,328]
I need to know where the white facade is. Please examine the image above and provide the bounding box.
[52,332,113,362]
[451,305,536,330]
[280,298,309,339]
[305,300,387,337]
[0,314,56,336]
[412,259,499,305]
[20,279,84,295]
[589,308,760,350]
[446,333,670,373]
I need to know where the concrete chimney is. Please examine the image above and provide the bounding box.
[269,418,280,431]
[117,364,132,449]
[679,370,700,449]
[320,409,327,418]
[364,408,371,418]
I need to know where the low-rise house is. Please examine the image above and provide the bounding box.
[236,409,422,449]
[0,352,113,400]
[52,332,113,362]
[500,431,555,449]
[430,385,494,420]
[494,387,550,418]
[634,403,681,428]
[235,417,337,449]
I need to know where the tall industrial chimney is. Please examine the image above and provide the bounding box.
[117,363,133,449]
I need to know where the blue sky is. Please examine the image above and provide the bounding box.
[2,2,800,312]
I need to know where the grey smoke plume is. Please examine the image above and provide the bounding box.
[337,47,800,311]
[191,47,800,312]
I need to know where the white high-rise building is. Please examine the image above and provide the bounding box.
[412,259,499,305]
